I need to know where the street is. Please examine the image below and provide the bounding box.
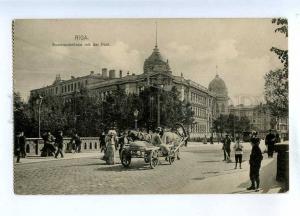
[14,142,280,194]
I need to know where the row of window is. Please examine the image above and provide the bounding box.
[61,80,88,94]
[192,124,206,133]
[36,80,89,96]
[192,106,207,119]
[191,92,206,105]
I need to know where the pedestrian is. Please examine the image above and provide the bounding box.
[19,131,26,158]
[233,136,243,169]
[71,133,82,153]
[55,130,64,158]
[41,130,56,157]
[247,131,263,192]
[99,131,106,153]
[105,129,117,165]
[265,130,276,158]
[223,134,232,162]
[117,131,125,157]
[15,131,25,163]
[203,135,207,144]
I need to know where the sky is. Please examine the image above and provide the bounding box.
[13,19,287,105]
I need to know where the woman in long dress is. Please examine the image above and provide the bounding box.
[105,130,117,165]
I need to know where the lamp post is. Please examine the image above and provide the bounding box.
[74,89,80,132]
[157,84,164,127]
[37,95,43,138]
[133,109,139,130]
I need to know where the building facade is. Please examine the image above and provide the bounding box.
[30,43,230,138]
[228,104,288,139]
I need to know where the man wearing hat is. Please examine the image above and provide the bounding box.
[247,131,263,192]
[55,130,64,158]
[223,134,232,162]
[15,131,26,163]
[265,129,276,158]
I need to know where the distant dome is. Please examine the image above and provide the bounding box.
[143,45,171,74]
[208,74,228,97]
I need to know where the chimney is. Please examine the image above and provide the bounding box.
[119,70,123,78]
[109,69,116,78]
[102,68,108,78]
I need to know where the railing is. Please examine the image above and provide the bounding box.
[24,137,100,156]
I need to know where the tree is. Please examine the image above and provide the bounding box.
[264,69,288,117]
[213,114,251,137]
[13,92,32,136]
[265,18,288,121]
[212,114,227,136]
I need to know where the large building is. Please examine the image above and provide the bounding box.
[30,41,230,138]
[228,104,288,139]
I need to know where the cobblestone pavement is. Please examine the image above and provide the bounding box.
[14,144,252,194]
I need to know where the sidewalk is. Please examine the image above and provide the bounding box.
[14,151,101,164]
[178,156,283,194]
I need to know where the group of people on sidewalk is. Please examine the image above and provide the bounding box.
[40,130,82,158]
[219,130,280,192]
[14,129,83,163]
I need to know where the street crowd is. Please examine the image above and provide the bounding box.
[14,127,279,192]
[217,130,280,191]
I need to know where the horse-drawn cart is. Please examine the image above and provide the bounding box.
[120,123,188,169]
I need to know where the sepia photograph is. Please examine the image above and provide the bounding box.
[13,18,288,194]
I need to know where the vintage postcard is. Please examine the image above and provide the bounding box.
[13,19,288,194]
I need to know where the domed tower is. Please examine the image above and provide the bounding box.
[143,23,171,74]
[209,74,229,116]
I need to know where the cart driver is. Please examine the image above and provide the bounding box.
[151,127,170,155]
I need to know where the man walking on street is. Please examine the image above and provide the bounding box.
[223,134,231,162]
[55,130,64,158]
[99,131,106,153]
[19,131,26,158]
[15,131,26,163]
[71,133,82,153]
[247,131,263,192]
[265,130,276,158]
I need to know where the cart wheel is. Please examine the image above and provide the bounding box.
[150,150,159,169]
[121,150,131,168]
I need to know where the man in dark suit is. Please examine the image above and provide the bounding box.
[55,130,64,158]
[247,131,263,192]
[223,134,231,162]
[265,130,276,158]
[71,133,82,153]
[19,131,26,158]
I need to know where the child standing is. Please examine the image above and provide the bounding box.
[233,137,243,169]
[247,131,263,192]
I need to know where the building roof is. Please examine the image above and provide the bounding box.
[143,45,171,74]
[208,74,228,97]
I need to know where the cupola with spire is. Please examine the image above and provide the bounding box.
[143,22,171,74]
